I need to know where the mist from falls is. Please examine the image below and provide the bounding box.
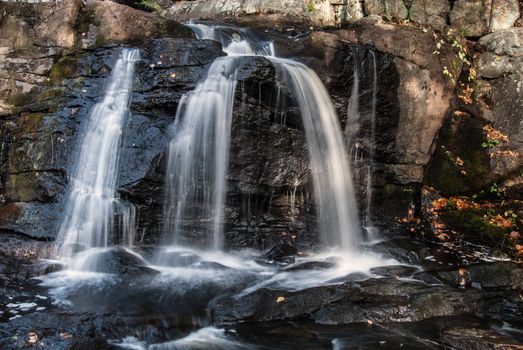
[54,48,140,263]
[163,23,360,253]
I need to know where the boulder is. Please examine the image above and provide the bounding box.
[0,0,82,50]
[167,0,338,28]
[450,0,520,38]
[85,0,193,48]
[74,247,158,275]
[409,0,450,31]
[363,0,408,21]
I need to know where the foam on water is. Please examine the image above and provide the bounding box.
[113,327,251,350]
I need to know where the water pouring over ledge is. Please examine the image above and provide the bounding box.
[54,48,140,264]
[162,22,361,254]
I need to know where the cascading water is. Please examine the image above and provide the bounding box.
[269,57,360,251]
[163,58,238,251]
[54,48,140,262]
[163,23,360,253]
[162,25,274,252]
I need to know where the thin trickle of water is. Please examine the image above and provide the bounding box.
[344,48,378,235]
[345,50,360,148]
[55,48,140,261]
[365,51,378,227]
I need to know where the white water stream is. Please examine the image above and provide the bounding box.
[54,48,140,264]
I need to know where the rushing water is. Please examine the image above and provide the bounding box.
[162,24,274,251]
[54,48,140,262]
[163,23,360,252]
[269,57,360,251]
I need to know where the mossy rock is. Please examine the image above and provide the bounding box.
[49,56,78,82]
[426,113,491,196]
[440,207,511,246]
[37,88,64,102]
[16,113,44,136]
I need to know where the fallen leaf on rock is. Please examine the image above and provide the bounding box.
[27,332,38,344]
[276,296,285,303]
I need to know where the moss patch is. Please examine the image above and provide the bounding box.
[49,56,78,82]
[441,208,509,244]
[37,88,64,102]
[16,113,44,135]
[95,34,107,47]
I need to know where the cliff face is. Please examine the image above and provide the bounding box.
[0,0,522,250]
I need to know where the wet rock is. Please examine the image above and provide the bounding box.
[441,327,523,350]
[210,277,516,324]
[428,262,523,290]
[195,261,232,270]
[370,265,419,277]
[284,260,335,271]
[68,338,115,350]
[263,240,298,263]
[156,251,201,267]
[372,237,433,265]
[80,248,158,276]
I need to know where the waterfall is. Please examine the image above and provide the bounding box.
[162,24,274,251]
[269,57,360,251]
[163,57,238,250]
[365,51,377,227]
[344,48,379,239]
[55,48,140,260]
[163,23,360,252]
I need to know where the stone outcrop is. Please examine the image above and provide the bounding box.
[167,0,339,28]
[427,28,523,196]
[210,277,519,324]
[276,23,456,217]
[409,0,450,31]
[449,0,521,37]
